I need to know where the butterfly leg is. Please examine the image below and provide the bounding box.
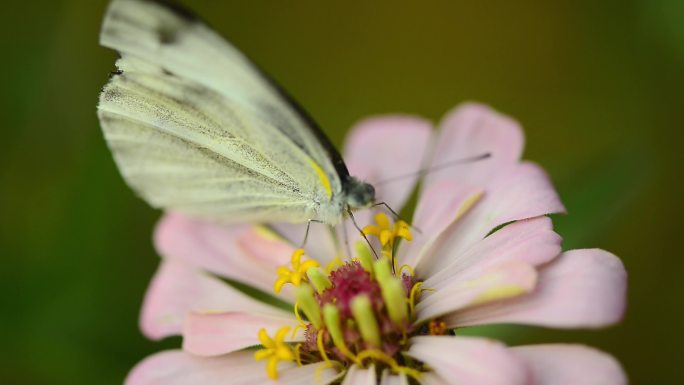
[372,201,423,234]
[347,208,379,259]
[341,220,353,259]
[300,219,324,249]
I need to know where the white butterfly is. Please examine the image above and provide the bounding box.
[98,0,375,225]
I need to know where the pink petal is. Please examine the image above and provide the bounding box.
[183,311,301,356]
[154,213,296,300]
[444,249,627,329]
[125,350,338,385]
[511,344,626,385]
[416,261,538,323]
[423,217,561,290]
[343,115,433,213]
[417,373,449,385]
[337,213,377,261]
[271,221,339,266]
[337,116,433,254]
[407,336,528,385]
[342,365,377,385]
[423,103,524,191]
[416,162,565,276]
[397,179,483,268]
[380,370,408,385]
[141,260,281,340]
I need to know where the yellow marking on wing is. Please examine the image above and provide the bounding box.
[308,159,332,200]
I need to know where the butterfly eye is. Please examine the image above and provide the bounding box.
[345,178,375,209]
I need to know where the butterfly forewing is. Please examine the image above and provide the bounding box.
[98,0,344,223]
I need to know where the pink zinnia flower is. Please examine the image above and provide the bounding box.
[127,103,627,385]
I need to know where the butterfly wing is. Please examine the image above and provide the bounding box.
[98,0,345,223]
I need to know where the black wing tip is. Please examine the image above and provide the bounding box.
[255,67,350,179]
[102,0,350,180]
[103,0,200,47]
[105,0,198,24]
[142,0,198,22]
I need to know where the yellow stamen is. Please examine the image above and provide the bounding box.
[259,217,431,381]
[395,220,412,241]
[355,241,375,273]
[408,281,424,318]
[290,323,304,339]
[293,343,303,366]
[293,301,306,326]
[323,304,360,364]
[351,295,381,348]
[325,256,344,273]
[363,213,413,255]
[274,249,320,293]
[356,349,423,381]
[375,259,408,325]
[376,213,390,229]
[428,320,447,335]
[307,267,332,294]
[254,327,295,380]
[398,264,415,277]
[316,329,333,366]
[297,285,322,329]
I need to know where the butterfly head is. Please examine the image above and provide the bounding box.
[344,177,376,210]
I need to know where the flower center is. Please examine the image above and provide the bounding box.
[255,214,445,381]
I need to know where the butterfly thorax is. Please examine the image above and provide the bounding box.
[309,176,374,225]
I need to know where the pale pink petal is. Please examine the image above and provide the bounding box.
[423,102,524,191]
[271,222,339,266]
[444,249,627,329]
[337,214,377,261]
[141,260,282,340]
[410,104,564,275]
[397,179,482,268]
[380,370,409,385]
[125,350,338,385]
[511,344,626,385]
[407,336,528,385]
[342,365,377,385]
[344,115,433,212]
[416,261,537,323]
[423,217,561,290]
[418,372,450,385]
[182,311,301,356]
[154,213,296,300]
[416,162,565,276]
[336,116,433,253]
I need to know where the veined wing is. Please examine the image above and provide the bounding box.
[98,0,344,222]
[99,59,323,223]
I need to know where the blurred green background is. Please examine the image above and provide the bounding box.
[1,0,682,384]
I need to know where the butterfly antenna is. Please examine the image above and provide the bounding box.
[375,152,491,185]
[347,208,379,259]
